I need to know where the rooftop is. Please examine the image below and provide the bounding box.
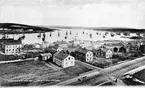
[54,50,69,61]
[0,38,22,45]
[40,53,52,57]
[75,48,89,54]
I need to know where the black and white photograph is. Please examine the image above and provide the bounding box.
[0,0,145,87]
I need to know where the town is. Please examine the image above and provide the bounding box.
[1,23,145,86]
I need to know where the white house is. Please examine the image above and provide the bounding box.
[105,49,113,58]
[3,39,22,54]
[57,47,63,52]
[86,51,93,62]
[53,51,75,68]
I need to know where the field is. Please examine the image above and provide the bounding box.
[89,57,120,68]
[0,60,92,86]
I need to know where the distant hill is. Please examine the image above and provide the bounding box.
[0,23,57,34]
[0,23,145,33]
[48,25,145,33]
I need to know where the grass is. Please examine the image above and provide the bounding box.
[62,62,92,76]
[0,54,23,61]
[0,60,92,86]
[89,57,120,68]
[0,61,69,86]
[0,52,40,61]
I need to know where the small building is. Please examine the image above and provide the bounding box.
[57,47,63,52]
[53,51,75,68]
[93,48,113,58]
[126,43,140,52]
[39,53,52,61]
[49,45,64,52]
[102,42,124,53]
[0,39,22,54]
[74,48,93,62]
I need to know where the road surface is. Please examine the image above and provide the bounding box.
[57,56,145,86]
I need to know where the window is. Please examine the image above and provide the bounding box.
[9,49,11,51]
[86,58,88,61]
[68,57,70,60]
[87,54,89,57]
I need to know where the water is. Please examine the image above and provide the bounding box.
[0,29,137,44]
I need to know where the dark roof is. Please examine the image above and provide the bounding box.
[75,48,90,54]
[0,38,22,45]
[49,45,59,50]
[97,48,110,52]
[44,48,57,55]
[54,51,69,61]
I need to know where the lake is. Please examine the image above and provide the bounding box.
[0,29,138,44]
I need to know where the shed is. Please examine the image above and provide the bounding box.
[39,53,52,61]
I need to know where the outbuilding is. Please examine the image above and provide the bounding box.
[39,53,52,61]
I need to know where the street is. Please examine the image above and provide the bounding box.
[57,56,145,86]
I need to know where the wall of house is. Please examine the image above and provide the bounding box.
[105,50,113,58]
[53,57,62,67]
[95,49,105,58]
[63,56,75,68]
[86,51,93,62]
[5,44,22,54]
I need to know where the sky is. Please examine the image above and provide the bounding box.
[0,0,145,29]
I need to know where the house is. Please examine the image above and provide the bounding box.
[74,48,93,62]
[0,39,22,54]
[102,42,127,55]
[44,47,57,55]
[93,48,113,59]
[57,47,63,52]
[125,43,140,52]
[53,50,75,68]
[49,45,64,52]
[39,53,52,61]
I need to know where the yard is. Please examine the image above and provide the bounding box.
[0,60,92,86]
[0,52,40,61]
[62,62,93,76]
[89,57,120,68]
[0,60,70,86]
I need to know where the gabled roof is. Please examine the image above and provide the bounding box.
[95,47,110,53]
[49,45,59,50]
[54,51,69,61]
[44,48,57,55]
[40,53,52,57]
[75,48,89,54]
